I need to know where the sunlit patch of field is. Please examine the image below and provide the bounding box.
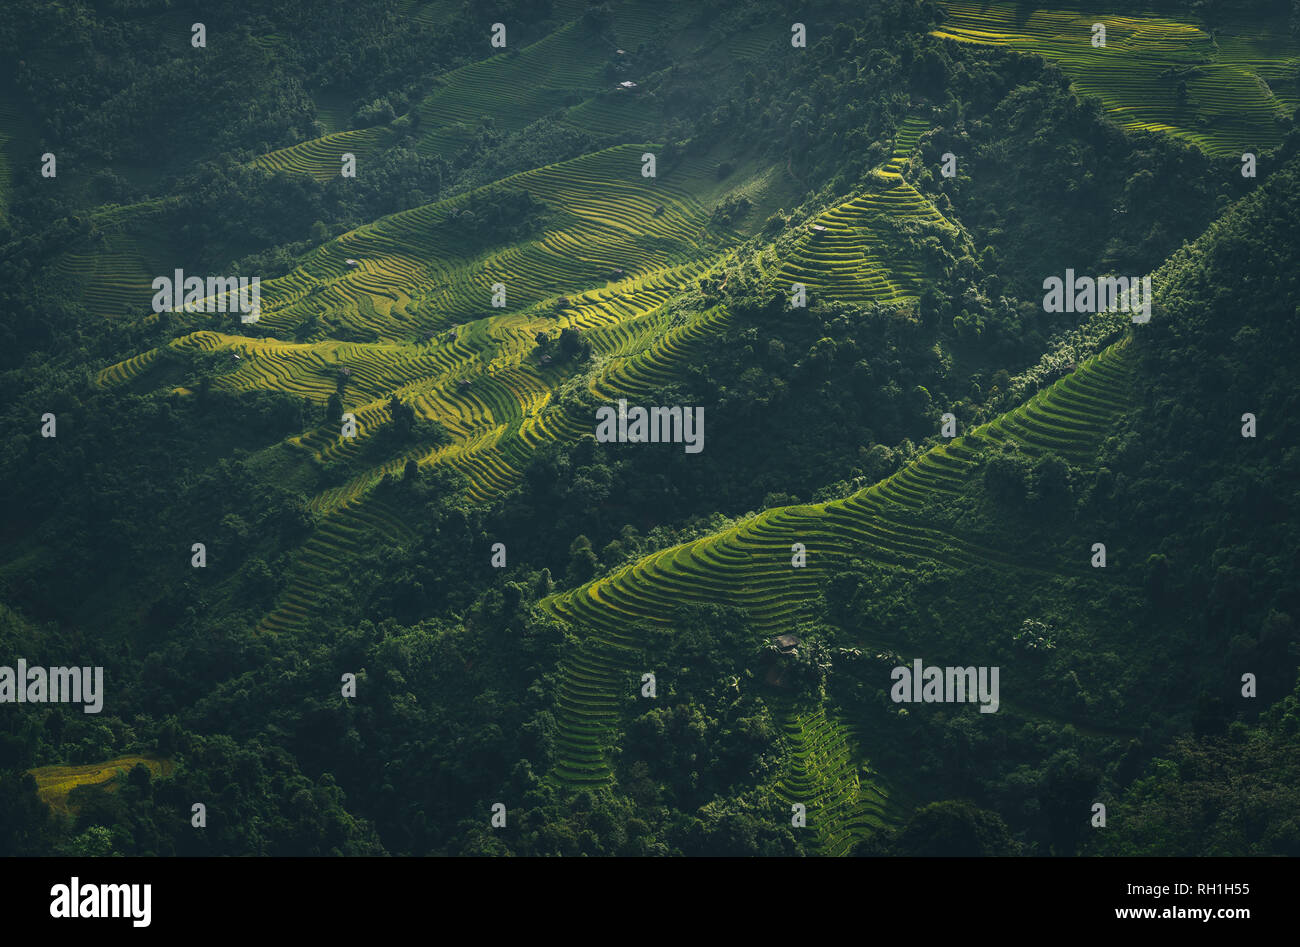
[29,755,175,815]
[540,338,1136,850]
[934,2,1300,155]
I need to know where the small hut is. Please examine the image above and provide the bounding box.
[773,634,801,653]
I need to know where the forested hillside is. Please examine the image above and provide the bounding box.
[0,0,1296,857]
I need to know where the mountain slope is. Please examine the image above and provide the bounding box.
[933,1,1300,155]
[541,333,1135,851]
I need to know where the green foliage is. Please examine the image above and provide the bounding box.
[858,800,1020,856]
[0,0,1296,859]
[1089,679,1300,856]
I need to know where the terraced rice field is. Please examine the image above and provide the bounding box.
[412,10,669,160]
[769,698,898,855]
[539,337,1136,851]
[256,126,393,182]
[0,98,23,221]
[244,293,736,634]
[934,2,1300,155]
[242,304,736,633]
[29,755,175,815]
[97,141,754,634]
[49,230,169,317]
[247,143,732,341]
[41,197,182,317]
[94,102,952,643]
[774,116,954,306]
[50,1,680,312]
[40,0,744,321]
[401,0,466,28]
[262,0,678,178]
[43,0,1189,855]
